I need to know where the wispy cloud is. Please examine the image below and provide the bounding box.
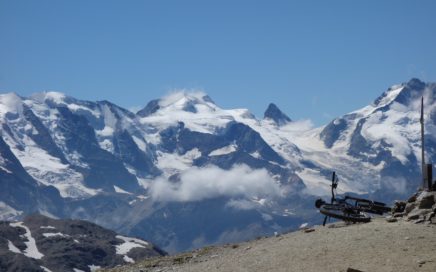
[128,106,142,113]
[149,164,281,202]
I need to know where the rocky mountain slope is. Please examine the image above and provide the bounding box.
[0,214,165,272]
[104,217,436,272]
[1,78,435,252]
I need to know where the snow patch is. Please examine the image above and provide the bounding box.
[116,235,149,254]
[114,185,132,195]
[10,222,44,259]
[375,86,404,108]
[96,126,114,137]
[98,139,114,153]
[40,226,56,229]
[250,151,262,159]
[88,265,101,272]
[8,240,21,254]
[209,144,237,156]
[40,266,53,272]
[42,232,70,238]
[132,136,147,151]
[115,235,149,261]
[123,255,135,263]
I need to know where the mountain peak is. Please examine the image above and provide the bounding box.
[158,91,215,108]
[264,103,291,125]
[30,91,68,104]
[137,91,217,117]
[406,78,426,90]
[372,78,428,109]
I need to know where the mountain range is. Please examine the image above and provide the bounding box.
[1,78,435,253]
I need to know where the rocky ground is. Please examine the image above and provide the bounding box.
[104,190,436,272]
[0,214,165,272]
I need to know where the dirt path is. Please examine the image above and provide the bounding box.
[106,218,436,272]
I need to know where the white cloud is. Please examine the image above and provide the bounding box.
[149,164,281,202]
[159,89,207,107]
[127,106,142,113]
[380,176,408,195]
[281,119,314,134]
[226,199,257,210]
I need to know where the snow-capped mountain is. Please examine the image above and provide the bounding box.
[0,214,165,272]
[0,78,434,252]
[264,103,292,126]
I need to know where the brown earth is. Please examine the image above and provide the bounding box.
[104,218,436,272]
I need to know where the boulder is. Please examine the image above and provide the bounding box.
[392,201,406,213]
[418,194,435,209]
[405,202,416,213]
[407,209,432,221]
[407,194,417,203]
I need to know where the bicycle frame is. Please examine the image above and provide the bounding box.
[316,171,391,225]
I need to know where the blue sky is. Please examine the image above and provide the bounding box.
[1,0,436,125]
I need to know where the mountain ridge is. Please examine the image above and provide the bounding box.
[0,78,435,252]
[0,214,165,272]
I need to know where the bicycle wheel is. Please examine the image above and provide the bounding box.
[319,204,371,223]
[367,204,392,214]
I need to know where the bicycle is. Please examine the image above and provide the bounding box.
[315,172,391,226]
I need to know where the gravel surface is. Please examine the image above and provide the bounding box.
[105,218,436,272]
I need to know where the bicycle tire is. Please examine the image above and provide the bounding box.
[319,204,371,223]
[368,204,391,214]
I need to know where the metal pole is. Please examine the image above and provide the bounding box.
[426,164,433,190]
[420,97,426,189]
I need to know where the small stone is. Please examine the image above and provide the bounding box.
[304,228,315,233]
[274,231,280,237]
[417,260,426,265]
[386,217,398,223]
[414,218,425,224]
[393,212,405,218]
[244,246,251,251]
[405,237,410,240]
[346,268,364,272]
